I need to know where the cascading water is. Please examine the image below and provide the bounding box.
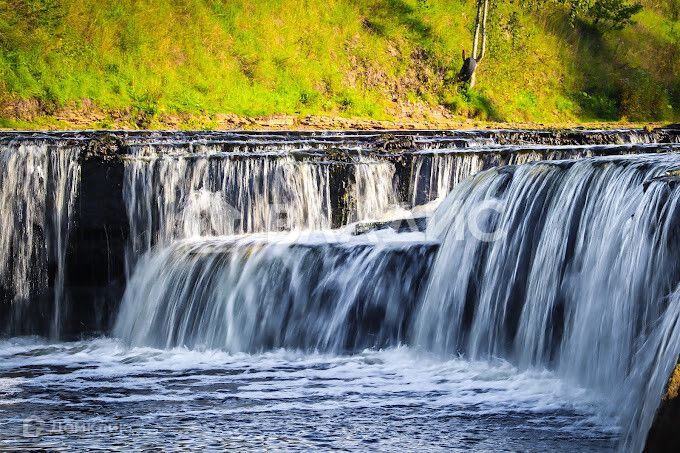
[115,149,680,450]
[417,154,680,368]
[114,232,436,352]
[410,153,484,207]
[123,147,408,268]
[407,143,650,210]
[351,158,402,221]
[414,153,680,449]
[0,141,79,336]
[4,130,680,451]
[48,149,80,338]
[123,146,333,265]
[0,144,48,308]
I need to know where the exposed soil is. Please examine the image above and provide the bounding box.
[0,100,665,131]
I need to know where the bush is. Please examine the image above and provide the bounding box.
[574,91,619,120]
[552,0,643,30]
[618,69,673,121]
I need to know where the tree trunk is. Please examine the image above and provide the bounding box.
[459,0,490,87]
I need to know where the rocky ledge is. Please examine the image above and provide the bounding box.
[645,362,680,452]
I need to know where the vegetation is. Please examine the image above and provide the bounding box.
[550,0,644,30]
[0,0,677,128]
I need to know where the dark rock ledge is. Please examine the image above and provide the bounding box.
[645,361,680,452]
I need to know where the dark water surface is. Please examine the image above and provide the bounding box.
[0,339,617,451]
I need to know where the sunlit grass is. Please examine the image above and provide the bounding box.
[0,0,677,127]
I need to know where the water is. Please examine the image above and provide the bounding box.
[410,153,485,206]
[0,141,79,336]
[114,151,680,450]
[1,130,680,451]
[351,158,402,221]
[49,149,81,339]
[123,148,333,263]
[407,142,672,209]
[115,232,436,352]
[417,154,680,367]
[0,338,618,451]
[414,153,680,451]
[123,147,406,271]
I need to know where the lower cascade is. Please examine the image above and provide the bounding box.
[115,233,436,352]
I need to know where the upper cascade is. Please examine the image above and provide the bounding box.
[122,146,407,268]
[123,149,334,256]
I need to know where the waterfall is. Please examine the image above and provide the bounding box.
[0,130,675,449]
[0,141,79,336]
[115,233,437,352]
[48,149,81,339]
[410,153,484,207]
[0,144,48,308]
[414,153,680,449]
[118,150,680,366]
[416,154,680,377]
[123,146,333,267]
[114,139,680,449]
[351,158,402,221]
[408,143,672,211]
[123,147,409,267]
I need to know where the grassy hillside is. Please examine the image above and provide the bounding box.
[0,0,678,128]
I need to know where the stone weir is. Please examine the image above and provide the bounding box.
[0,127,679,338]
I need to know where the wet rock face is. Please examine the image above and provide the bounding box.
[374,133,416,152]
[353,217,428,236]
[65,158,129,337]
[645,363,680,453]
[80,134,127,162]
[490,128,677,146]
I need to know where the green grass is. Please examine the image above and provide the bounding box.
[0,0,678,127]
